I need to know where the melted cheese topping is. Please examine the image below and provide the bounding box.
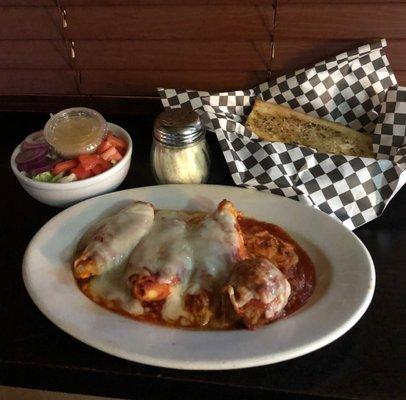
[126,212,193,282]
[161,285,190,323]
[88,263,144,315]
[76,202,154,275]
[123,206,242,323]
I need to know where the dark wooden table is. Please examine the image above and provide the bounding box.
[1,112,405,400]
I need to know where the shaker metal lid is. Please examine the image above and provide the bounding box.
[153,109,204,146]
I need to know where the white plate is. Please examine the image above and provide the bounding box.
[23,185,375,370]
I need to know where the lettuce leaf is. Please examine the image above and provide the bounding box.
[32,171,64,183]
[32,171,55,182]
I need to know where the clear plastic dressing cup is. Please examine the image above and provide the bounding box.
[44,107,107,158]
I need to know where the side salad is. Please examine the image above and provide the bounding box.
[16,131,127,183]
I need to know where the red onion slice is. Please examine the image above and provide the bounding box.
[22,130,49,151]
[21,141,49,151]
[15,147,49,165]
[16,148,50,172]
[18,156,57,173]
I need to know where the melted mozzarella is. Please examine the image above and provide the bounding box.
[188,216,239,288]
[161,285,190,322]
[125,206,242,322]
[78,202,154,275]
[126,212,194,283]
[89,263,144,315]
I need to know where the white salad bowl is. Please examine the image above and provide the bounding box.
[10,123,132,207]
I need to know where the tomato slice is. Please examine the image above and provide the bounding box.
[91,164,104,175]
[100,147,123,162]
[106,133,127,154]
[97,139,112,155]
[52,159,78,176]
[71,165,93,180]
[91,160,111,175]
[78,154,102,171]
[98,157,112,169]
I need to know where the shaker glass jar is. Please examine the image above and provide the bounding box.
[151,109,211,184]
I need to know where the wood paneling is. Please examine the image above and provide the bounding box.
[271,39,406,74]
[0,3,274,98]
[0,1,53,4]
[63,5,274,40]
[0,70,77,94]
[59,0,272,4]
[278,0,406,3]
[0,41,70,69]
[0,7,62,39]
[74,40,270,71]
[0,1,405,107]
[80,70,270,96]
[276,3,406,39]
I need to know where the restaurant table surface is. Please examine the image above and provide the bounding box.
[1,112,405,400]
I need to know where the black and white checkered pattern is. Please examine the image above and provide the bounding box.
[158,39,406,230]
[374,87,406,164]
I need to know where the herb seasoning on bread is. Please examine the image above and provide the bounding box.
[246,100,374,158]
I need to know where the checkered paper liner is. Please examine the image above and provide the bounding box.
[158,39,406,230]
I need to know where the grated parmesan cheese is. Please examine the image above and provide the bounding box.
[151,141,210,184]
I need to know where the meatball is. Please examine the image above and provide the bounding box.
[225,258,291,329]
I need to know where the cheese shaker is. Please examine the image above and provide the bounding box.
[151,109,211,184]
